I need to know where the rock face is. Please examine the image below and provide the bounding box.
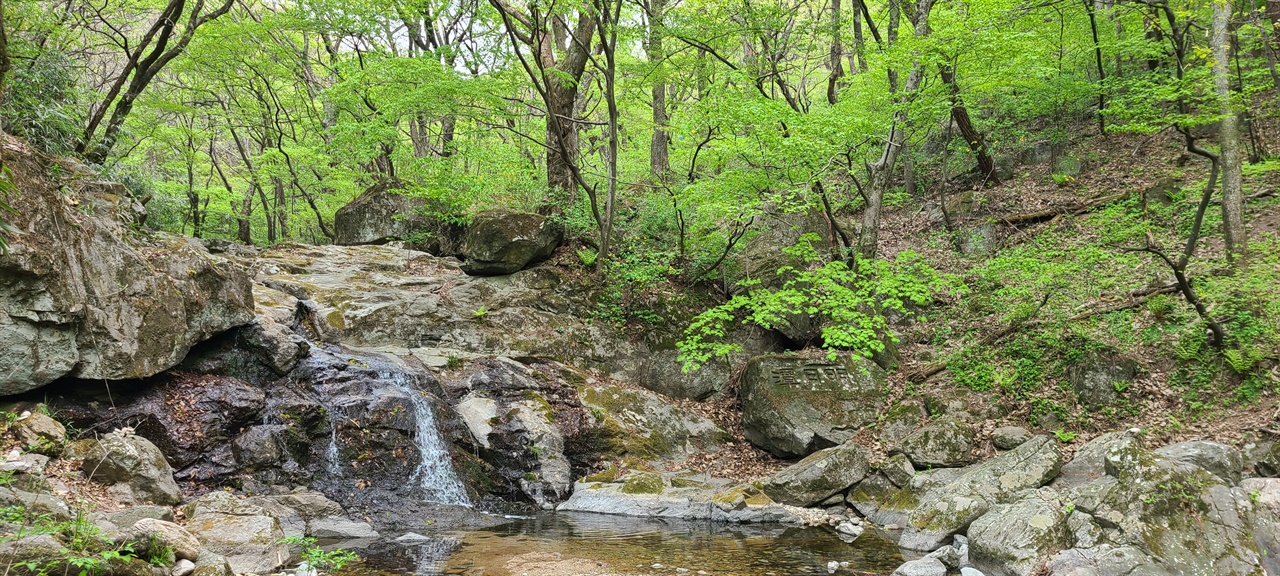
[1153,440,1243,485]
[740,354,887,458]
[847,467,962,528]
[762,441,871,506]
[967,488,1070,576]
[67,429,182,505]
[900,435,1063,551]
[55,373,266,478]
[0,139,253,394]
[333,183,465,254]
[117,519,201,562]
[895,417,976,468]
[11,412,66,455]
[182,492,288,575]
[459,210,563,276]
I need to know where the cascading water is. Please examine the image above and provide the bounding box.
[378,367,471,507]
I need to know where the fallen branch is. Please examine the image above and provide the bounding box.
[1001,192,1127,226]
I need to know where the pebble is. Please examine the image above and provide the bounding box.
[960,568,985,576]
[828,560,839,573]
[676,570,688,575]
[652,564,665,570]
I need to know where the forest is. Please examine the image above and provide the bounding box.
[0,0,1278,421]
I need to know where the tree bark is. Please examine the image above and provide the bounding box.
[644,0,671,179]
[1214,0,1246,264]
[827,0,845,104]
[859,0,934,260]
[940,64,998,183]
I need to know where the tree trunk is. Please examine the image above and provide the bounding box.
[940,64,998,183]
[827,0,845,104]
[1214,0,1246,264]
[859,0,934,260]
[645,0,670,179]
[1085,0,1107,134]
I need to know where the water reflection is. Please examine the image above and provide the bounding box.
[356,512,903,576]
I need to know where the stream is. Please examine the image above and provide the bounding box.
[348,512,906,576]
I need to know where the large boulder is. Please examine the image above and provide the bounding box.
[116,519,200,562]
[0,140,253,394]
[847,467,962,528]
[1072,432,1265,574]
[557,472,811,524]
[1050,432,1123,491]
[182,492,288,574]
[967,488,1071,576]
[762,441,871,506]
[900,435,1063,551]
[459,210,563,276]
[333,183,464,255]
[1153,440,1242,485]
[740,354,887,458]
[67,429,182,505]
[895,416,976,468]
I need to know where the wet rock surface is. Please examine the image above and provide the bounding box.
[740,355,886,458]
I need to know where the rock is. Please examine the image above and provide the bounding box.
[926,545,962,569]
[1053,156,1084,178]
[558,475,810,524]
[1017,140,1068,166]
[992,427,1032,451]
[892,557,947,576]
[0,534,68,564]
[762,441,871,506]
[67,429,182,505]
[1066,511,1103,549]
[959,222,1001,256]
[1066,355,1135,409]
[960,569,986,576]
[118,519,201,561]
[240,317,308,375]
[835,521,863,539]
[183,492,288,574]
[1080,432,1265,574]
[847,467,964,527]
[11,411,67,455]
[459,210,563,276]
[172,559,196,576]
[105,505,174,528]
[55,373,266,473]
[0,486,72,520]
[900,435,1063,551]
[231,425,287,470]
[968,488,1070,576]
[0,145,254,394]
[309,517,380,540]
[1050,432,1123,491]
[1044,545,1163,576]
[740,354,886,458]
[896,417,976,468]
[879,401,927,446]
[191,549,234,576]
[880,454,916,488]
[1154,440,1243,485]
[333,183,464,255]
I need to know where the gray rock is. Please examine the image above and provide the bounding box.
[12,412,67,454]
[992,427,1032,451]
[1066,511,1103,549]
[67,429,182,505]
[183,492,288,574]
[1066,356,1135,409]
[191,549,233,576]
[847,467,964,527]
[881,453,916,488]
[1154,440,1243,485]
[459,210,563,276]
[1054,156,1084,178]
[896,417,976,468]
[333,183,464,256]
[231,425,287,470]
[879,401,927,445]
[1044,545,1164,576]
[117,518,201,561]
[762,441,871,506]
[968,488,1070,576]
[309,517,379,540]
[557,477,809,524]
[900,435,1063,551]
[740,354,886,458]
[105,505,174,528]
[172,559,196,576]
[240,316,308,375]
[960,569,986,576]
[0,486,72,520]
[892,557,947,576]
[0,534,68,563]
[1050,432,1124,492]
[926,545,962,569]
[0,155,254,395]
[959,222,1001,256]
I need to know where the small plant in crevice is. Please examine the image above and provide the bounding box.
[282,536,359,574]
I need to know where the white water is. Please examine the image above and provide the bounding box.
[380,369,471,507]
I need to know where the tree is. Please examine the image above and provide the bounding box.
[1213,0,1245,265]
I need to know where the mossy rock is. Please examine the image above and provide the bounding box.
[620,473,666,495]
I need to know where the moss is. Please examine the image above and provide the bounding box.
[711,485,775,507]
[583,465,621,483]
[520,390,556,423]
[620,473,665,495]
[325,309,347,330]
[670,477,711,489]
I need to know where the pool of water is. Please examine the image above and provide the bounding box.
[353,512,905,576]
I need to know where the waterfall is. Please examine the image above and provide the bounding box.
[379,368,471,507]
